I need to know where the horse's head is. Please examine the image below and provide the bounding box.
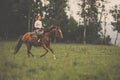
[50,26,63,39]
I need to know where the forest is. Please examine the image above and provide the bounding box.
[0,0,120,45]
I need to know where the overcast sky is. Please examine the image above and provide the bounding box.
[68,0,120,46]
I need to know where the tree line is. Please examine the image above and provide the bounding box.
[0,0,120,45]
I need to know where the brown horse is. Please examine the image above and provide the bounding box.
[14,26,63,59]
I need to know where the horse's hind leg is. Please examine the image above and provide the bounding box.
[40,44,48,57]
[48,46,56,60]
[26,43,34,57]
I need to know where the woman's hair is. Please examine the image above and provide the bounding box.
[36,15,41,20]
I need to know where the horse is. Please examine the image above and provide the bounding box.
[14,26,63,59]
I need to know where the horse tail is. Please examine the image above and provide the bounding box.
[14,35,23,55]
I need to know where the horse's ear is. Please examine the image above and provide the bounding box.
[57,26,59,29]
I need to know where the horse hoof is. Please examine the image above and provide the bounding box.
[53,55,56,60]
[53,56,56,60]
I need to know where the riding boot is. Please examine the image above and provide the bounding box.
[38,39,40,43]
[37,35,41,43]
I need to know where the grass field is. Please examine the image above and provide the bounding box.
[0,41,120,80]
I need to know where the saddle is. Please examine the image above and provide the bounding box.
[30,31,43,43]
[30,32,38,38]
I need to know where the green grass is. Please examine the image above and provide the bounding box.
[0,41,120,80]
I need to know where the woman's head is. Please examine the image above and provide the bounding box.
[36,15,41,20]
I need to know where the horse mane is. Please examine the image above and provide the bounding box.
[48,25,57,30]
[44,25,57,32]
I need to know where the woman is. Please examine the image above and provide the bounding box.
[34,15,44,43]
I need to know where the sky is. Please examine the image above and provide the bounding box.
[104,0,120,46]
[68,0,120,46]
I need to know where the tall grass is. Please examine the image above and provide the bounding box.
[0,41,120,80]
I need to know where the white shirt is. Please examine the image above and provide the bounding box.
[34,20,43,29]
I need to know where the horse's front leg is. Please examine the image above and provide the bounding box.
[40,44,48,57]
[48,46,56,60]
